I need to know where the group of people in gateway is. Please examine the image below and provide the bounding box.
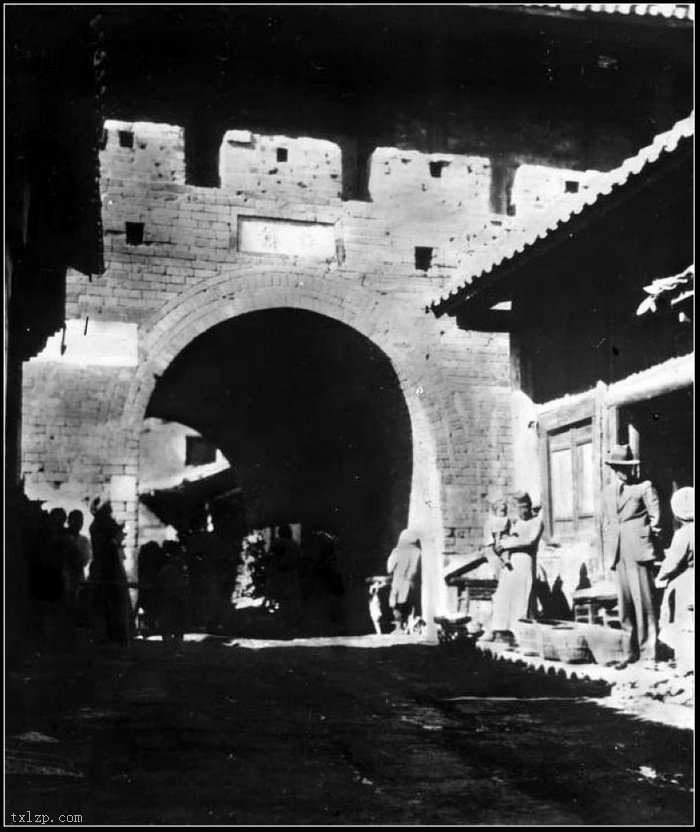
[24,496,238,654]
[23,439,693,663]
[25,497,133,648]
[478,444,693,669]
[135,521,345,648]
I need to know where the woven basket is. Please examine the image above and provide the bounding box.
[513,618,542,656]
[540,621,593,664]
[583,624,632,665]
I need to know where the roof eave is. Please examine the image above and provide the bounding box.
[431,134,692,319]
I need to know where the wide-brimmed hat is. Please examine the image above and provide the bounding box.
[670,487,694,522]
[604,444,639,467]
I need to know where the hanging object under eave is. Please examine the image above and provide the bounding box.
[139,467,243,534]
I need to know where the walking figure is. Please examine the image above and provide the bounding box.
[386,529,421,633]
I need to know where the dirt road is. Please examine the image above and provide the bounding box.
[6,638,693,825]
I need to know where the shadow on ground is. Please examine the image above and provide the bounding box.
[6,638,693,826]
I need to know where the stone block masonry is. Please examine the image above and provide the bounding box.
[21,363,139,566]
[220,131,342,205]
[23,118,602,588]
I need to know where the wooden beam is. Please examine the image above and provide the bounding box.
[455,308,514,332]
[605,353,693,406]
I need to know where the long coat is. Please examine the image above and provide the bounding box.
[89,513,133,643]
[602,480,661,569]
[491,514,543,631]
[386,543,421,607]
[602,479,660,661]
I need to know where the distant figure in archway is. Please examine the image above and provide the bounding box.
[387,529,422,633]
[303,527,344,634]
[136,541,165,635]
[186,512,236,634]
[64,509,92,626]
[268,524,303,635]
[48,507,69,602]
[182,517,209,631]
[159,541,190,656]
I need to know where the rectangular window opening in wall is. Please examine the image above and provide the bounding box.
[185,436,218,467]
[125,222,144,246]
[415,246,433,272]
[429,161,450,179]
[490,161,516,216]
[546,419,594,541]
[118,130,134,149]
[276,147,288,163]
[565,180,580,194]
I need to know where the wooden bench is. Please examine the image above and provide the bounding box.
[446,576,499,616]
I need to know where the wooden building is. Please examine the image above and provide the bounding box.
[432,114,693,608]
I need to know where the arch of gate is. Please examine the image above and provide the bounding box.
[122,266,454,636]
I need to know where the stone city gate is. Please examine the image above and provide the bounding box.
[20,121,515,634]
[121,270,450,633]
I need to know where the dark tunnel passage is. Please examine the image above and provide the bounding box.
[145,307,414,612]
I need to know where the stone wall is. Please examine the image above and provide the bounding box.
[21,362,136,549]
[21,118,602,605]
[220,130,342,205]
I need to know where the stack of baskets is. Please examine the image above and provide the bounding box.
[513,618,541,656]
[540,621,593,664]
[581,623,631,666]
[513,618,596,664]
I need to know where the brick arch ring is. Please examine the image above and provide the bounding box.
[121,266,453,632]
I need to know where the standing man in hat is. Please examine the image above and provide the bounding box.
[602,444,661,667]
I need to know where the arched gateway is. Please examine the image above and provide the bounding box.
[20,120,517,641]
[122,269,448,638]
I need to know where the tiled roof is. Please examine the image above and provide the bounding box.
[521,4,694,22]
[431,113,694,315]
